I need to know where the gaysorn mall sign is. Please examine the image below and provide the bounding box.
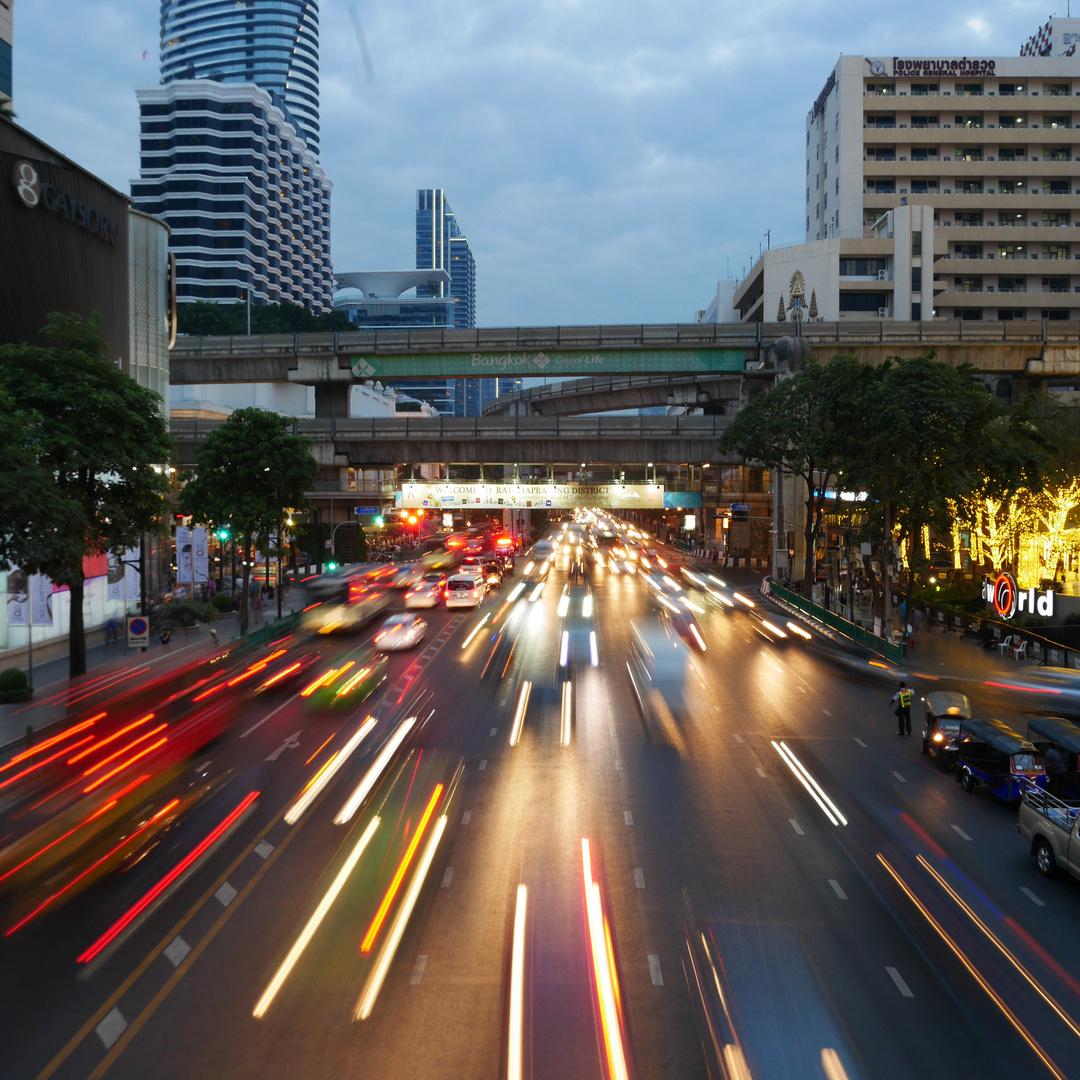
[399,482,664,510]
[982,571,1055,620]
[11,160,122,246]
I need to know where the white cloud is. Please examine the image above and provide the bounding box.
[967,15,993,40]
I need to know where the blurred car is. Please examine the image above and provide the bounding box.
[627,617,690,729]
[389,564,424,590]
[302,587,391,634]
[374,612,428,651]
[252,647,323,694]
[446,574,485,608]
[301,647,388,709]
[404,580,443,609]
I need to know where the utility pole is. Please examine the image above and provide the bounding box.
[246,287,251,336]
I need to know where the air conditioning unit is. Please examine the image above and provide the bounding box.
[878,307,890,317]
[876,269,887,280]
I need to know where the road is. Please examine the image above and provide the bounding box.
[4,536,1080,1080]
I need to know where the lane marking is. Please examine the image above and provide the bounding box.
[829,879,848,900]
[462,810,471,825]
[441,867,454,888]
[755,767,766,779]
[892,771,907,783]
[886,966,914,998]
[822,709,833,717]
[634,869,645,890]
[95,1008,127,1051]
[789,819,804,835]
[615,760,622,771]
[624,811,634,826]
[254,840,274,860]
[215,882,237,907]
[163,936,190,968]
[490,727,497,737]
[648,954,664,986]
[410,955,427,986]
[854,738,867,748]
[951,825,972,841]
[240,693,299,738]
[478,760,487,771]
[265,730,302,762]
[797,685,806,693]
[1020,886,1045,907]
[733,733,744,744]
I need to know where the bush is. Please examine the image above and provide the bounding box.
[1064,612,1080,626]
[0,667,31,703]
[152,599,218,632]
[211,593,234,613]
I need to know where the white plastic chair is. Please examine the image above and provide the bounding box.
[1009,639,1028,662]
[996,634,1014,656]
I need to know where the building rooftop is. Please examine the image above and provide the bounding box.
[335,270,451,298]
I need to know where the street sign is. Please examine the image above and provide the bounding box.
[354,506,379,515]
[126,615,149,649]
[730,503,752,511]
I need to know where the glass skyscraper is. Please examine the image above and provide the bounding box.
[415,189,476,329]
[160,0,321,156]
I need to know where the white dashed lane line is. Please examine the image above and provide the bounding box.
[828,879,848,900]
[634,869,645,890]
[951,825,972,841]
[461,810,471,825]
[255,840,274,860]
[755,767,766,779]
[410,955,427,986]
[624,811,634,826]
[789,819,804,835]
[164,936,191,968]
[215,881,238,907]
[733,733,744,744]
[886,966,914,998]
[822,709,833,717]
[478,760,487,771]
[648,955,664,986]
[615,760,622,771]
[1020,886,1046,907]
[96,1008,127,1050]
[854,738,867,748]
[441,867,454,888]
[891,771,907,783]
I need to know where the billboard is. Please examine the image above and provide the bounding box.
[399,482,664,510]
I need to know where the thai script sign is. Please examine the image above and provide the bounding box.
[891,58,997,77]
[350,348,744,380]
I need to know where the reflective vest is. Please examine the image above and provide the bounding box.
[899,689,913,708]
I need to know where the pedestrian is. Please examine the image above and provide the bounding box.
[1044,744,1068,798]
[104,617,119,646]
[890,681,913,736]
[159,627,172,647]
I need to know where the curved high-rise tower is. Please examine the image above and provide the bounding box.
[160,0,320,155]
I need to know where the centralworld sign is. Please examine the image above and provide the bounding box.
[398,482,664,510]
[350,348,744,380]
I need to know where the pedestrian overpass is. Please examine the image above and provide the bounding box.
[167,320,1080,417]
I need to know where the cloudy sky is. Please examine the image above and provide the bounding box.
[10,0,1057,326]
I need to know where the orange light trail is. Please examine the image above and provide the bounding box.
[300,666,340,697]
[304,733,336,765]
[3,715,104,769]
[83,737,168,794]
[261,662,301,689]
[81,724,167,778]
[877,853,1066,1080]
[0,797,119,885]
[0,736,95,792]
[360,783,443,953]
[67,713,155,764]
[337,668,371,697]
[75,791,257,961]
[6,798,180,936]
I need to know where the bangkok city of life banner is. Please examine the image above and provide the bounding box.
[398,482,664,510]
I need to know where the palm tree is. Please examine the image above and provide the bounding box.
[0,96,14,120]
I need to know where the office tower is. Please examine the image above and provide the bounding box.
[0,0,12,100]
[132,81,333,310]
[160,0,321,156]
[415,189,476,328]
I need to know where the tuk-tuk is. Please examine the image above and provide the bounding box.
[1025,715,1080,798]
[921,691,972,765]
[956,717,1046,801]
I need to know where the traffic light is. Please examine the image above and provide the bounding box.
[325,560,338,572]
[374,516,384,527]
[173,512,185,525]
[217,528,229,541]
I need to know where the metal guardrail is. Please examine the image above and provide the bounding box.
[231,609,303,649]
[769,580,905,663]
[169,318,1067,359]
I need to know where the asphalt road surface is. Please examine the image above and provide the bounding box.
[4,536,1080,1080]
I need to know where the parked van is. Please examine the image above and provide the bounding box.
[445,575,485,609]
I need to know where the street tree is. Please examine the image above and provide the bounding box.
[178,408,317,633]
[720,355,880,594]
[0,313,172,676]
[847,356,1052,623]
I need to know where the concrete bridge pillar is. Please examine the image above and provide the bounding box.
[315,383,350,418]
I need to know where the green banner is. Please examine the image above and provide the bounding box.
[349,347,744,380]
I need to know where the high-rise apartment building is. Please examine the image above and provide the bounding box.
[160,0,321,156]
[802,42,1080,321]
[415,189,476,328]
[132,81,333,309]
[1,1,13,100]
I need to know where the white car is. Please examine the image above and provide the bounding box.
[404,580,443,608]
[445,574,485,608]
[373,612,428,651]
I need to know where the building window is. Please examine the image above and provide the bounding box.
[867,82,895,96]
[998,82,1025,96]
[998,146,1026,161]
[835,145,839,163]
[911,83,938,96]
[912,231,922,256]
[911,266,922,291]
[835,178,839,195]
[955,82,983,97]
[1044,82,1070,97]
[1043,147,1071,162]
[999,115,1027,129]
[911,114,939,128]
[912,302,922,320]
[1044,115,1071,129]
[955,114,983,129]
[839,257,887,276]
